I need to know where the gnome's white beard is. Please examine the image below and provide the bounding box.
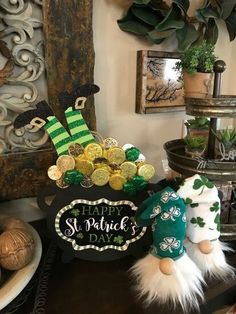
[185,239,235,280]
[130,252,205,312]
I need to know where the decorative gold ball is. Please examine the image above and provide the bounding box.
[0,217,28,232]
[0,228,35,270]
[159,258,175,275]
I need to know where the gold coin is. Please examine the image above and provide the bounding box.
[47,165,62,181]
[107,147,126,165]
[120,161,137,179]
[109,163,121,172]
[94,157,108,166]
[75,158,94,176]
[138,164,155,181]
[84,143,103,161]
[56,176,69,189]
[109,174,126,190]
[56,155,75,173]
[102,149,108,159]
[80,177,94,188]
[91,168,110,186]
[68,143,84,157]
[103,137,118,149]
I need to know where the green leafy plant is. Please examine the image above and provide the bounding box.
[175,41,216,74]
[118,1,236,51]
[185,117,210,130]
[214,128,236,151]
[184,135,206,150]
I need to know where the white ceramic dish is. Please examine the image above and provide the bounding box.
[0,220,42,310]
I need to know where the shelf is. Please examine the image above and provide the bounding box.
[164,139,236,181]
[185,96,236,117]
[220,224,236,241]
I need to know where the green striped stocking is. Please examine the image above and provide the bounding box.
[65,107,95,147]
[44,116,73,156]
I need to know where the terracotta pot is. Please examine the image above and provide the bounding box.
[183,71,213,98]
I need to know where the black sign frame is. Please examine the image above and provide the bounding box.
[37,183,164,262]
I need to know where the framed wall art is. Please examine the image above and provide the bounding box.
[0,0,95,200]
[136,51,184,114]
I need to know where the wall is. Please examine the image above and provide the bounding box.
[93,0,236,179]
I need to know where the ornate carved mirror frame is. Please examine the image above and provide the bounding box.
[0,0,95,200]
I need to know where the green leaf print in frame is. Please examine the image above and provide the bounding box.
[190,217,206,228]
[193,176,214,195]
[210,202,220,212]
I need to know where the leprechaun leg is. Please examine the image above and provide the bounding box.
[65,107,95,147]
[44,116,72,156]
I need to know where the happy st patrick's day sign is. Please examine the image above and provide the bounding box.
[55,198,146,251]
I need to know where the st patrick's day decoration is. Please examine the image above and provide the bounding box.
[131,186,204,312]
[14,84,156,262]
[14,83,234,311]
[177,174,235,279]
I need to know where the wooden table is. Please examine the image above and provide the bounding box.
[1,220,236,314]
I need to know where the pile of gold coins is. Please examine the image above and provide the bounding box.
[47,137,155,194]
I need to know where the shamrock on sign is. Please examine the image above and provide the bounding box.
[71,208,80,217]
[150,205,161,218]
[193,175,214,195]
[160,237,180,253]
[113,235,124,245]
[210,202,220,212]
[161,206,181,221]
[76,232,84,239]
[161,191,179,203]
[190,216,205,228]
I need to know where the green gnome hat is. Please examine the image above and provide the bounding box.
[135,187,186,260]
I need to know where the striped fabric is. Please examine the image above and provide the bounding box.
[65,107,95,147]
[44,116,73,156]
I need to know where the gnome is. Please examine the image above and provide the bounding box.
[131,186,204,312]
[177,174,235,279]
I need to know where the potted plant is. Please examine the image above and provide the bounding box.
[214,128,236,160]
[175,41,217,98]
[185,117,210,138]
[184,135,207,158]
